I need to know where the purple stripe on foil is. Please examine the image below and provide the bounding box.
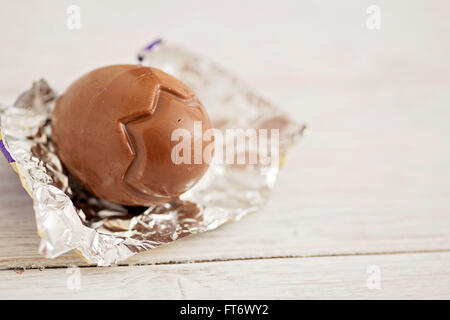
[0,139,14,163]
[144,38,162,51]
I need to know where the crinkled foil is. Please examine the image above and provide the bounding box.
[0,41,306,266]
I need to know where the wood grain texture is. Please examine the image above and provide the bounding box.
[1,252,449,299]
[1,84,450,269]
[0,0,450,299]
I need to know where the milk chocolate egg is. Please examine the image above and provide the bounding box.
[51,65,213,206]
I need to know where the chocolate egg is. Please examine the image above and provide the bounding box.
[51,65,213,206]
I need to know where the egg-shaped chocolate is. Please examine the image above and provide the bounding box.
[51,65,213,206]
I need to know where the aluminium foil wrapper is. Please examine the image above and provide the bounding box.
[0,41,306,266]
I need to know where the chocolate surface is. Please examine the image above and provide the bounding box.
[51,65,213,206]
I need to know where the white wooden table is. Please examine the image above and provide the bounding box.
[0,1,449,299]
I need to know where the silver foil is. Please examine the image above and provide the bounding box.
[0,42,306,266]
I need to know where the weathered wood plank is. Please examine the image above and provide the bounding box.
[1,252,449,299]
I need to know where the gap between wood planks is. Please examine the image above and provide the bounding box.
[3,248,450,272]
